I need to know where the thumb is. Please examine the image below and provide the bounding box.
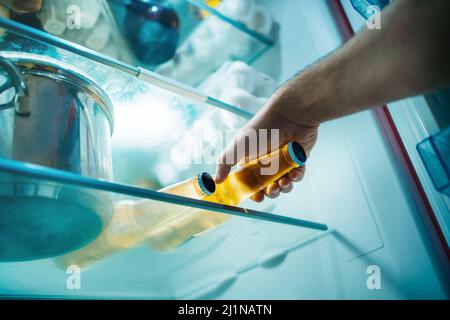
[214,128,261,184]
[214,162,232,185]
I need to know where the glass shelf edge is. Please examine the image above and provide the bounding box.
[185,0,275,47]
[0,157,328,231]
[0,17,253,119]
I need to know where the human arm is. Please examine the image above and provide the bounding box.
[215,0,450,201]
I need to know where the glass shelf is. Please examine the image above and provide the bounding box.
[186,0,276,47]
[28,0,274,88]
[0,157,328,230]
[0,16,254,188]
[0,158,326,298]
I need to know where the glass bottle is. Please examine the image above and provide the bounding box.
[146,142,307,251]
[207,141,307,206]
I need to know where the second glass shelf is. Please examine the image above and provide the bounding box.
[0,157,328,231]
[0,157,326,298]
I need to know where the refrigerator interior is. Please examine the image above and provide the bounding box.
[0,0,448,299]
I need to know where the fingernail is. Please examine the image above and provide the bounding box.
[280,179,289,187]
[280,183,290,191]
[290,170,302,182]
[271,186,280,195]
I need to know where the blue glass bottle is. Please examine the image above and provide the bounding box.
[123,0,180,66]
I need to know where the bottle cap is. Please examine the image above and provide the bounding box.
[197,172,216,196]
[287,142,307,167]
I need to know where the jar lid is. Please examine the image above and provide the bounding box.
[0,52,114,135]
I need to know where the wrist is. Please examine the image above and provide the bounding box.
[268,65,337,126]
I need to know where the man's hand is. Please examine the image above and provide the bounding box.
[214,83,320,202]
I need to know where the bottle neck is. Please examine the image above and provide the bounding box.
[160,173,216,199]
[194,175,209,198]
